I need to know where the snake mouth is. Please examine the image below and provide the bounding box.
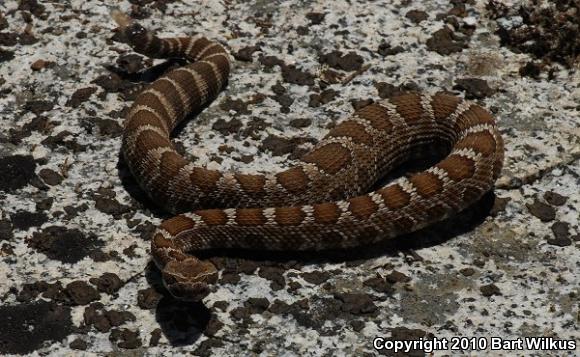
[161,259,218,301]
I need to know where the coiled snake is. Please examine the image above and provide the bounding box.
[115,13,504,301]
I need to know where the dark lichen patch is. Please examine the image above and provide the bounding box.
[0,155,37,192]
[109,328,143,349]
[65,280,100,305]
[10,210,48,230]
[0,301,73,355]
[397,283,462,326]
[28,226,103,264]
[468,222,534,266]
[84,302,137,333]
[487,0,580,70]
[79,117,123,138]
[309,89,338,108]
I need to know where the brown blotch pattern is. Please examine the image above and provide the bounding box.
[201,44,225,58]
[390,93,424,123]
[456,131,497,156]
[275,207,306,226]
[190,167,222,191]
[189,37,212,58]
[431,93,461,121]
[276,167,309,194]
[193,61,219,96]
[153,233,176,249]
[236,208,266,226]
[207,53,230,76]
[178,37,190,52]
[378,184,411,210]
[356,104,394,131]
[161,215,196,236]
[437,155,475,181]
[134,129,171,153]
[327,120,373,145]
[159,151,188,180]
[456,105,495,131]
[348,195,378,220]
[134,91,172,120]
[409,172,443,198]
[125,110,167,133]
[313,202,341,224]
[302,143,352,174]
[151,78,187,119]
[197,209,228,226]
[170,67,204,109]
[235,173,266,194]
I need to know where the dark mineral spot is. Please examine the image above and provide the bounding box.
[234,45,259,62]
[219,97,251,115]
[319,50,364,71]
[0,301,73,355]
[109,328,142,349]
[426,27,467,55]
[281,65,315,86]
[377,42,405,56]
[28,226,103,264]
[526,199,556,222]
[301,270,331,285]
[306,12,326,25]
[309,89,338,107]
[38,168,64,186]
[69,338,88,350]
[66,87,98,108]
[334,293,378,315]
[260,135,300,157]
[547,221,572,247]
[406,10,429,23]
[90,272,123,294]
[544,191,567,206]
[212,118,243,135]
[94,196,131,216]
[453,78,494,99]
[24,100,54,115]
[0,48,15,62]
[65,280,100,305]
[480,283,502,297]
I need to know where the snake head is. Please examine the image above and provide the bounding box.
[161,258,218,301]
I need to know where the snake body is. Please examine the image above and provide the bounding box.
[117,17,504,301]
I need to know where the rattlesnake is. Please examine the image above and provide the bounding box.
[115,13,504,301]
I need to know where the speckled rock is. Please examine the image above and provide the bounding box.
[1,0,579,355]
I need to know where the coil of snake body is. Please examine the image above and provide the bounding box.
[115,13,504,301]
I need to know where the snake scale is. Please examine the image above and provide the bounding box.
[115,13,504,301]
